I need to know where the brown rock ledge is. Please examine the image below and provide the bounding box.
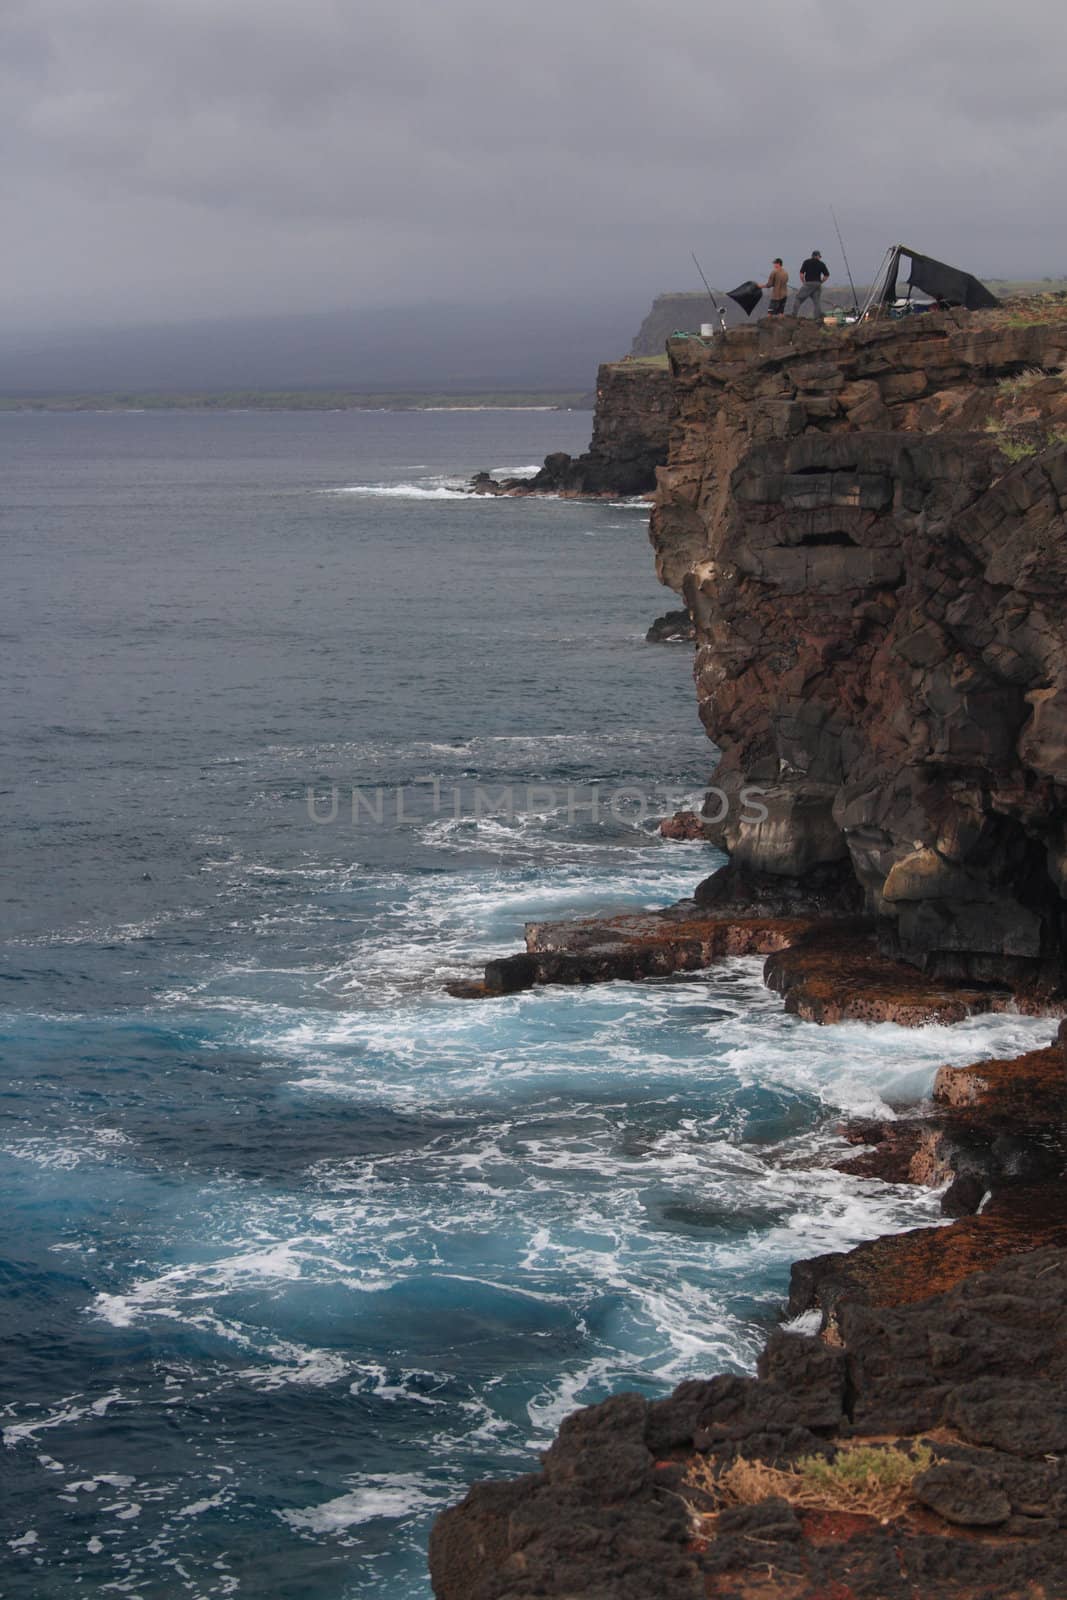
[446,903,822,999]
[788,1185,1067,1326]
[658,809,709,839]
[448,900,1050,1026]
[763,923,1024,1026]
[835,1043,1067,1208]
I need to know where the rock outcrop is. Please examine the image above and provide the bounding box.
[645,607,696,643]
[472,359,675,497]
[835,1042,1067,1208]
[449,901,1056,1024]
[653,308,1067,987]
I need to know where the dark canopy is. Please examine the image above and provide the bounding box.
[882,246,999,311]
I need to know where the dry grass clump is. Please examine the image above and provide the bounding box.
[686,1442,935,1523]
[997,367,1052,398]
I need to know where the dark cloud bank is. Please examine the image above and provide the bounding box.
[2,0,1064,390]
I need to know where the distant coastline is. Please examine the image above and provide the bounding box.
[0,388,595,415]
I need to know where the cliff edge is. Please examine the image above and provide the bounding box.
[654,306,1067,986]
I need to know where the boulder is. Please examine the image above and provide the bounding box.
[646,608,695,643]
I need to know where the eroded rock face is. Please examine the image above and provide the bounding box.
[653,310,1067,984]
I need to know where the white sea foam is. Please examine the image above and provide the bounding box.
[326,482,487,501]
[278,1476,444,1533]
[92,1237,403,1339]
[232,1343,356,1391]
[73,951,1027,1440]
[526,1356,624,1437]
[18,943,1053,1590]
[251,941,1057,1121]
[1,1138,88,1171]
[3,1392,124,1448]
[176,1491,229,1518]
[105,1500,141,1521]
[65,1474,136,1493]
[780,1309,823,1337]
[7,911,195,948]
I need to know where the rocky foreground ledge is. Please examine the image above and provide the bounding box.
[432,947,1067,1600]
[431,1244,1067,1600]
[436,890,1067,1600]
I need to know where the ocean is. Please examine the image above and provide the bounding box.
[0,407,1055,1599]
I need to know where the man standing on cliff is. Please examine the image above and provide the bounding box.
[793,250,830,319]
[763,258,788,316]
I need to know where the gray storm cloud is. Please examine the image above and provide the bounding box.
[1,0,1064,331]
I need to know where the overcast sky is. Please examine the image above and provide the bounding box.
[3,0,1064,334]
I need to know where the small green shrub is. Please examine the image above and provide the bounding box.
[694,1441,937,1522]
[985,420,1039,461]
[794,1443,933,1497]
[1001,438,1040,461]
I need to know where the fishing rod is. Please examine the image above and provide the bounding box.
[691,251,727,332]
[830,207,860,317]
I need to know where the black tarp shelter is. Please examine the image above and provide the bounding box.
[861,245,1000,316]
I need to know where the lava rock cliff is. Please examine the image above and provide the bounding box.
[652,310,1067,987]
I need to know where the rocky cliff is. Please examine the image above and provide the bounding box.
[653,307,1067,987]
[473,358,675,497]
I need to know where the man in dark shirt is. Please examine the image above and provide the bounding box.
[793,250,829,319]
